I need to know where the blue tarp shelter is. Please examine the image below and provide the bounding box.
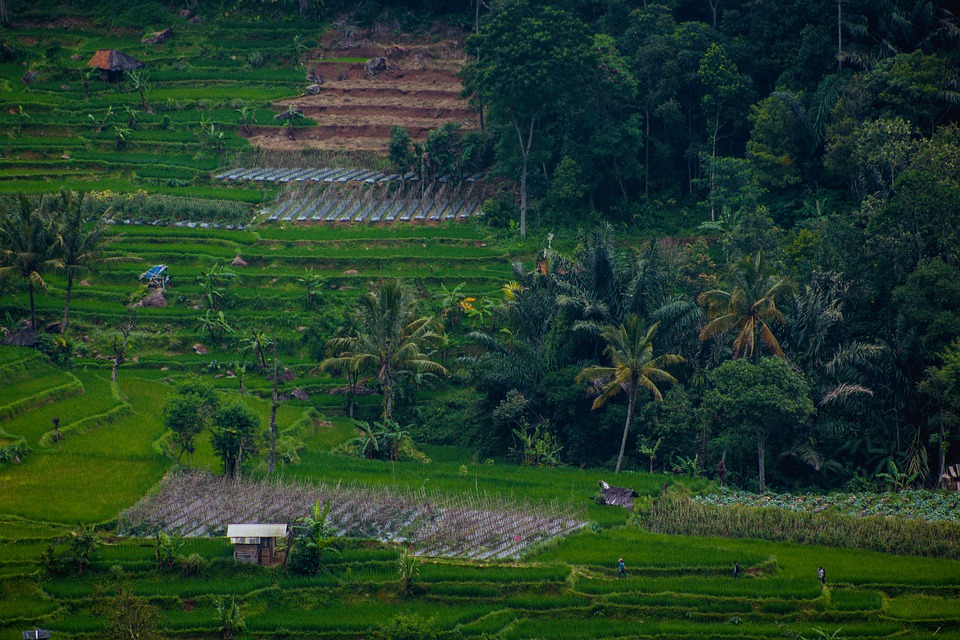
[139,264,169,288]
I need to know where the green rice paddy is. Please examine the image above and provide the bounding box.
[0,351,959,639]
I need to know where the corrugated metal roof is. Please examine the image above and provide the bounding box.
[227,523,287,539]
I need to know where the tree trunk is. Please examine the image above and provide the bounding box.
[836,0,843,71]
[939,413,946,481]
[347,369,357,419]
[384,373,393,421]
[383,343,393,421]
[512,115,537,239]
[756,430,767,493]
[709,111,720,222]
[644,108,651,198]
[28,281,36,330]
[61,273,74,334]
[268,338,279,474]
[0,0,8,28]
[111,357,120,382]
[614,390,638,474]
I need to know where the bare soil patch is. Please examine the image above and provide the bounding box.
[249,32,477,155]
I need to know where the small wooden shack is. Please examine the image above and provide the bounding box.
[227,523,287,565]
[86,49,144,82]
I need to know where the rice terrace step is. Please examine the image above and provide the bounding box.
[232,168,487,224]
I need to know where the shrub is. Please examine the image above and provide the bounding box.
[407,388,486,448]
[44,528,101,576]
[180,553,208,577]
[0,435,29,464]
[482,191,517,228]
[35,333,75,367]
[373,613,444,640]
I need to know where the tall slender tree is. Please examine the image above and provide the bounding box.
[322,279,447,421]
[0,194,60,330]
[53,189,116,334]
[577,316,684,473]
[463,1,593,238]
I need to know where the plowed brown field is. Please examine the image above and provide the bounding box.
[246,36,478,154]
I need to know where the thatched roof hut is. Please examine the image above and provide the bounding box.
[87,49,144,82]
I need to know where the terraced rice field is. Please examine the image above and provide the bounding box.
[255,40,477,153]
[120,472,584,559]
[3,344,960,639]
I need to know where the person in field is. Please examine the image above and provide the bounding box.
[733,561,740,579]
[617,557,627,579]
[818,566,826,584]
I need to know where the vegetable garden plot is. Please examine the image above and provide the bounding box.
[264,179,486,224]
[222,167,394,184]
[119,472,584,559]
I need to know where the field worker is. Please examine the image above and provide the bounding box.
[733,561,740,579]
[617,557,627,579]
[818,565,826,585]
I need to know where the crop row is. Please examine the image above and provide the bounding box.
[693,486,960,523]
[264,179,486,225]
[118,471,585,560]
[646,488,960,560]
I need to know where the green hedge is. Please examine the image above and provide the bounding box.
[645,488,960,561]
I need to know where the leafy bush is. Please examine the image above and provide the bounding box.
[0,434,29,464]
[407,388,486,449]
[179,553,208,577]
[482,191,517,228]
[373,613,445,640]
[43,528,101,576]
[35,333,75,367]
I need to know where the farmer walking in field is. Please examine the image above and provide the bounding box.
[818,565,826,585]
[733,561,740,579]
[617,557,627,579]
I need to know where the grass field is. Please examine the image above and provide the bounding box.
[0,358,959,639]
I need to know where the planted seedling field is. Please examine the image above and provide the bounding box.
[120,471,585,560]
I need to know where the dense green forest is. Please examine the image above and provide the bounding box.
[415,0,960,492]
[1,0,959,494]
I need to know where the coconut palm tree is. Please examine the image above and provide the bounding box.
[321,279,447,421]
[553,225,667,343]
[0,194,60,330]
[577,315,684,473]
[54,189,117,334]
[698,252,796,360]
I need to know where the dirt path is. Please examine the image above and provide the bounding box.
[246,34,479,154]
